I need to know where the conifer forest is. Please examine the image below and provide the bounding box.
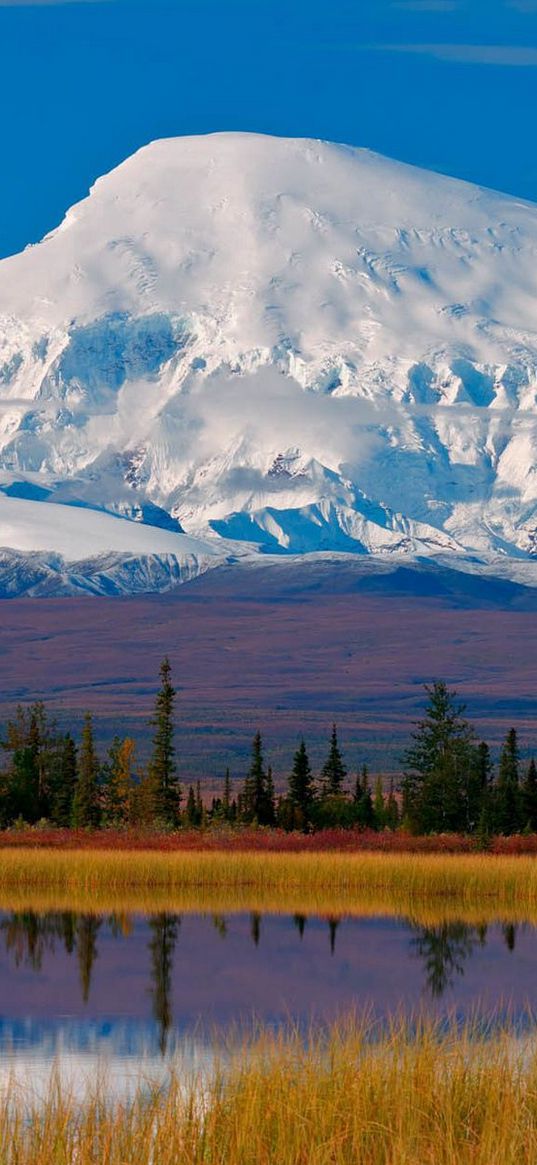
[1,659,535,840]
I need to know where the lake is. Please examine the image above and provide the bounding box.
[0,907,534,1093]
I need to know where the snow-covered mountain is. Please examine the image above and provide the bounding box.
[1,131,537,595]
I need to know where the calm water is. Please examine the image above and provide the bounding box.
[0,909,535,1089]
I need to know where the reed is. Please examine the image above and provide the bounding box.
[3,1015,537,1164]
[0,847,537,904]
[1,848,537,926]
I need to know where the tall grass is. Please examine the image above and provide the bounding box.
[3,1016,537,1164]
[1,847,537,909]
[1,848,537,924]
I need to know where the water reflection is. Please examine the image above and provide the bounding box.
[410,922,486,998]
[1,911,77,971]
[148,915,179,1056]
[503,922,517,952]
[0,908,532,1067]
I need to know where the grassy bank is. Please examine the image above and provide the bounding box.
[1,849,537,920]
[3,1017,537,1164]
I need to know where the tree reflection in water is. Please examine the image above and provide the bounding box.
[293,914,306,940]
[0,910,523,1042]
[0,911,77,972]
[76,915,102,1004]
[147,914,180,1056]
[410,922,487,998]
[502,923,517,952]
[250,912,261,947]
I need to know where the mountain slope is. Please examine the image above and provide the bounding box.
[0,131,536,594]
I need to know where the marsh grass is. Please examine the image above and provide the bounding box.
[3,1015,537,1164]
[0,849,537,922]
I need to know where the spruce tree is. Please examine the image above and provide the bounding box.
[466,741,493,834]
[72,714,100,828]
[354,765,375,828]
[320,725,347,797]
[496,728,522,835]
[185,785,197,826]
[195,780,204,827]
[288,739,315,828]
[223,768,232,822]
[522,757,537,832]
[28,702,51,815]
[149,658,180,827]
[385,777,400,831]
[242,732,270,824]
[1,702,61,823]
[7,748,40,823]
[265,765,276,827]
[402,683,476,834]
[50,734,77,827]
[373,776,386,831]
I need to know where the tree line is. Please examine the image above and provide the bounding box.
[0,664,535,836]
[0,658,179,830]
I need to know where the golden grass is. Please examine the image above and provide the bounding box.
[4,1016,537,1164]
[1,848,537,924]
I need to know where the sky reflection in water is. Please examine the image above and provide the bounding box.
[0,909,534,1092]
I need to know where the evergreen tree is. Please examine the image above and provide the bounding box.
[72,714,100,828]
[49,734,77,827]
[495,728,522,835]
[320,725,347,797]
[288,739,315,828]
[521,757,537,832]
[265,766,276,827]
[242,732,272,824]
[28,703,52,814]
[185,785,198,826]
[1,702,62,823]
[354,765,375,829]
[465,741,493,834]
[373,776,386,831]
[476,741,494,789]
[195,780,204,827]
[385,777,400,831]
[149,658,180,827]
[6,747,40,824]
[223,768,233,822]
[402,683,476,834]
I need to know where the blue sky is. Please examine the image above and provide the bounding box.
[1,0,536,257]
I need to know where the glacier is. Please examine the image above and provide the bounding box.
[0,131,536,596]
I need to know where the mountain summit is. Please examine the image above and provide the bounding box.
[0,131,536,594]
